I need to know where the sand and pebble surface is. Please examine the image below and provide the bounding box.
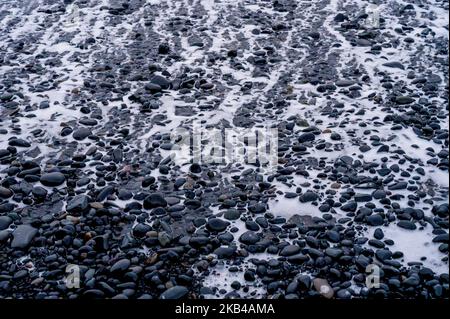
[0,0,448,299]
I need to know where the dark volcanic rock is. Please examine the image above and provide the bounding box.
[143,194,168,209]
[0,216,12,230]
[206,218,230,232]
[40,172,66,187]
[11,225,38,249]
[67,195,90,213]
[73,128,92,140]
[160,286,189,299]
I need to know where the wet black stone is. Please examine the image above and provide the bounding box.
[72,128,92,140]
[367,214,384,226]
[0,186,13,198]
[9,139,31,148]
[395,96,415,104]
[397,220,417,230]
[188,36,204,47]
[11,225,38,249]
[248,203,266,214]
[374,228,384,240]
[31,186,47,198]
[373,190,387,199]
[383,62,405,70]
[67,195,90,213]
[0,216,12,230]
[433,234,449,243]
[300,191,319,202]
[224,209,241,220]
[298,132,316,143]
[160,286,189,299]
[279,245,301,256]
[239,231,259,245]
[206,218,230,232]
[0,149,10,159]
[330,132,341,140]
[150,75,170,89]
[142,176,156,188]
[143,194,167,209]
[341,201,357,212]
[158,43,170,54]
[83,289,105,298]
[375,249,392,261]
[287,254,309,264]
[326,230,340,243]
[354,193,372,202]
[190,163,202,174]
[433,204,448,218]
[388,182,407,190]
[40,172,66,187]
[0,203,14,213]
[110,259,131,274]
[97,185,115,202]
[214,246,236,259]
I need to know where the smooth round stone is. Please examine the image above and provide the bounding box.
[66,195,90,213]
[9,138,31,148]
[359,145,371,152]
[300,191,319,202]
[245,221,259,231]
[0,230,11,242]
[133,224,152,238]
[239,231,259,245]
[325,248,343,258]
[326,230,340,243]
[248,203,266,214]
[0,216,13,230]
[367,214,384,226]
[72,128,92,140]
[397,220,417,230]
[373,190,387,199]
[224,209,240,220]
[206,218,230,232]
[341,201,357,212]
[110,259,131,274]
[189,163,202,173]
[374,228,384,240]
[354,193,372,202]
[330,132,341,140]
[150,75,170,89]
[40,172,66,187]
[118,189,133,200]
[83,290,105,298]
[433,204,448,218]
[11,225,38,249]
[336,289,352,299]
[0,186,13,198]
[279,245,301,256]
[335,79,355,87]
[160,286,189,300]
[395,96,415,104]
[143,194,167,209]
[298,132,316,143]
[375,249,392,261]
[213,246,236,259]
[32,186,48,198]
